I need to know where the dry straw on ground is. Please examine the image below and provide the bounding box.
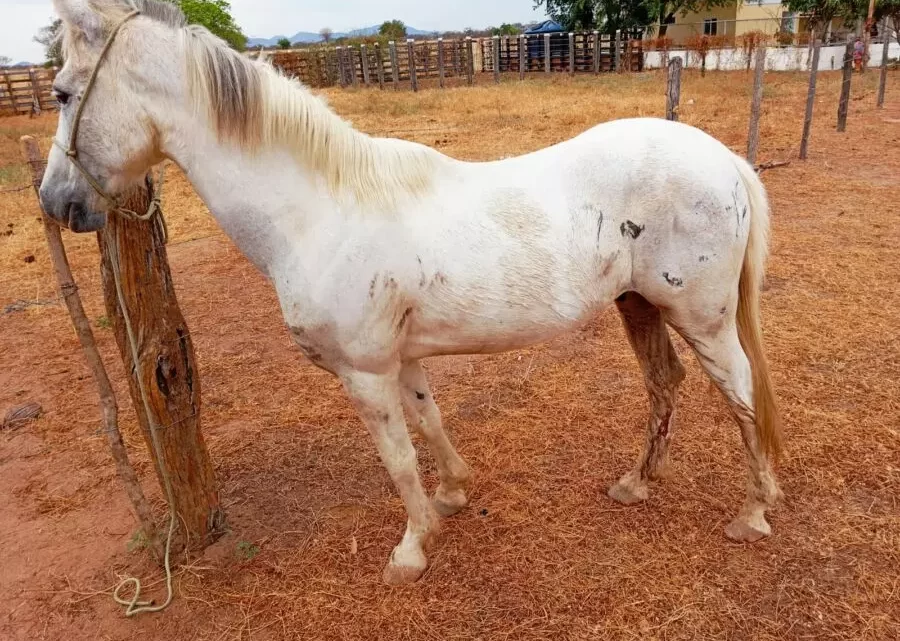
[0,70,898,640]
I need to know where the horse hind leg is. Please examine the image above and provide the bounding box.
[608,292,686,505]
[671,317,781,542]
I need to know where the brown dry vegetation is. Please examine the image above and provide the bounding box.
[1,70,899,641]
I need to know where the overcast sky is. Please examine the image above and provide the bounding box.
[2,0,549,63]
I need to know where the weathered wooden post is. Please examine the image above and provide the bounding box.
[407,39,418,92]
[837,40,853,132]
[747,44,766,165]
[615,30,622,71]
[519,35,527,80]
[569,32,576,75]
[336,46,347,88]
[800,38,821,159]
[466,36,475,86]
[95,176,225,552]
[437,38,445,88]
[28,69,42,115]
[877,18,890,108]
[360,44,370,86]
[373,43,384,90]
[593,31,600,73]
[20,136,161,559]
[666,57,682,121]
[374,43,385,90]
[351,47,360,87]
[389,41,400,90]
[544,33,551,73]
[493,36,501,83]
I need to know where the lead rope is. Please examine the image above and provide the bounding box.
[108,174,176,617]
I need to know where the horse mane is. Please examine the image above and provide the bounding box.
[59,0,443,208]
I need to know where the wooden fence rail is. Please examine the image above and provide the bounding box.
[0,67,58,116]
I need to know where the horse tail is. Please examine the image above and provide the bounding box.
[734,155,782,462]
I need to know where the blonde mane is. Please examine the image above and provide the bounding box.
[61,0,442,208]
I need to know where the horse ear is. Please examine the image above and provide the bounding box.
[53,0,104,44]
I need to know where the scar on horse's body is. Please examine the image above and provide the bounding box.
[43,0,783,586]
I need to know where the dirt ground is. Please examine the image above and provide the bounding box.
[1,69,898,641]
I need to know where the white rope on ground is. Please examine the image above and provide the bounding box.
[107,174,178,617]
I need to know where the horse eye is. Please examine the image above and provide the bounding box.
[54,89,71,106]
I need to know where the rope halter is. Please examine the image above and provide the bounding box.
[52,9,163,222]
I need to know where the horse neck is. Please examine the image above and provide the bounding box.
[156,105,327,276]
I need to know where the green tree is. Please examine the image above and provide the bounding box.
[491,23,522,35]
[534,0,735,34]
[379,19,407,40]
[875,0,900,44]
[173,0,247,50]
[781,0,868,31]
[277,37,291,49]
[34,18,63,66]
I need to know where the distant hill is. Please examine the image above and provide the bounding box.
[247,25,436,48]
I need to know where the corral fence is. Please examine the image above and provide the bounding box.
[0,67,58,116]
[257,32,645,91]
[265,38,476,89]
[480,32,644,75]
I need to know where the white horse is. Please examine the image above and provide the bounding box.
[41,0,782,585]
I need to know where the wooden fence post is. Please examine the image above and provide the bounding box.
[438,38,445,88]
[389,41,400,90]
[666,57,682,121]
[407,39,418,92]
[569,32,575,75]
[96,176,225,552]
[615,30,621,71]
[466,37,475,86]
[493,36,501,83]
[520,34,527,80]
[503,35,510,74]
[360,44,370,86]
[800,39,821,159]
[593,31,600,73]
[19,136,162,560]
[877,18,890,108]
[337,46,347,88]
[747,44,766,165]
[28,69,42,115]
[348,47,358,87]
[837,40,853,132]
[375,43,385,90]
[544,33,551,73]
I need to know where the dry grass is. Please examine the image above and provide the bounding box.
[1,69,899,641]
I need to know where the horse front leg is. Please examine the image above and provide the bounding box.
[342,367,440,585]
[399,360,470,516]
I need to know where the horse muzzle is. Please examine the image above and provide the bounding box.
[38,184,108,233]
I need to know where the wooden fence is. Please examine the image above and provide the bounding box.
[0,68,58,116]
[266,38,476,90]
[262,32,644,90]
[481,32,644,74]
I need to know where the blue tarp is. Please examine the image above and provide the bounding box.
[525,21,566,60]
[524,20,565,35]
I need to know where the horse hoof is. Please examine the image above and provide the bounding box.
[607,478,648,505]
[382,555,427,586]
[433,488,467,517]
[725,517,771,543]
